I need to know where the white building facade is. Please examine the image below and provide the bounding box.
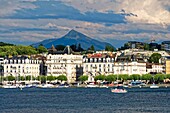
[83,54,115,82]
[114,61,146,75]
[45,54,83,83]
[146,63,165,74]
[2,56,41,77]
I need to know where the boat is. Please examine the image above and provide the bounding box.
[2,84,18,88]
[150,83,159,89]
[111,86,127,93]
[99,85,108,88]
[37,84,55,88]
[86,82,98,88]
[57,84,69,88]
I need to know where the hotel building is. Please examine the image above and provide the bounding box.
[1,56,41,77]
[83,53,115,82]
[46,46,83,83]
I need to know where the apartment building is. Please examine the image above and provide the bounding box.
[114,61,146,75]
[46,46,83,83]
[2,56,41,77]
[166,60,170,74]
[146,63,165,74]
[83,53,115,82]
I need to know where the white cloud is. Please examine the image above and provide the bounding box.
[0,0,170,47]
[0,0,36,17]
[62,0,170,25]
[0,18,169,46]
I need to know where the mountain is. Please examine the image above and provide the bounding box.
[32,29,114,50]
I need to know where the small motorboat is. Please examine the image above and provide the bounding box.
[111,86,127,93]
[2,84,18,89]
[150,83,159,89]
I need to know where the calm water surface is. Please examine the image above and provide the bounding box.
[0,87,170,113]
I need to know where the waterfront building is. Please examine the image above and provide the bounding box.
[165,59,170,74]
[161,41,170,51]
[114,61,146,75]
[83,53,116,82]
[114,55,146,75]
[2,56,41,77]
[146,63,165,74]
[46,46,83,83]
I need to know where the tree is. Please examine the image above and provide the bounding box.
[37,45,48,53]
[88,45,95,51]
[57,75,67,82]
[118,74,129,82]
[105,74,117,82]
[6,75,15,81]
[19,76,25,81]
[154,74,165,83]
[129,74,141,80]
[77,43,84,52]
[78,75,88,83]
[40,76,46,83]
[55,45,66,51]
[166,74,170,79]
[144,43,150,50]
[47,75,55,81]
[94,75,105,81]
[148,53,162,63]
[105,45,115,52]
[26,75,31,81]
[141,74,152,83]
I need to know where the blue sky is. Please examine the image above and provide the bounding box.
[0,0,170,47]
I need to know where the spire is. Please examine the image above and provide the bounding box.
[63,45,73,54]
[48,45,57,54]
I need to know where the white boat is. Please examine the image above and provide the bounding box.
[150,83,159,89]
[18,85,25,89]
[2,84,18,88]
[57,84,69,88]
[99,85,108,88]
[37,84,55,88]
[86,84,98,88]
[111,86,127,93]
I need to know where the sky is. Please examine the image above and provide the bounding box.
[0,0,170,48]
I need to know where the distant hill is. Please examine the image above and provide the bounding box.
[32,29,115,50]
[0,42,15,46]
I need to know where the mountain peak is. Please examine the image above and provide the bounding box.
[63,29,85,39]
[32,30,114,50]
[69,29,78,33]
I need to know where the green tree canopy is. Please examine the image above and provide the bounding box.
[118,74,129,81]
[47,75,55,81]
[144,43,150,50]
[78,75,88,83]
[6,75,15,81]
[154,74,165,83]
[40,76,46,83]
[57,75,67,82]
[55,45,66,51]
[19,76,25,81]
[0,45,41,57]
[129,74,141,80]
[166,74,170,79]
[105,45,115,52]
[105,74,117,82]
[148,53,162,63]
[88,45,95,51]
[37,45,48,53]
[141,74,152,80]
[94,75,105,81]
[26,75,31,81]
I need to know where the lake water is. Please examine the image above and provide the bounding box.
[0,87,170,113]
